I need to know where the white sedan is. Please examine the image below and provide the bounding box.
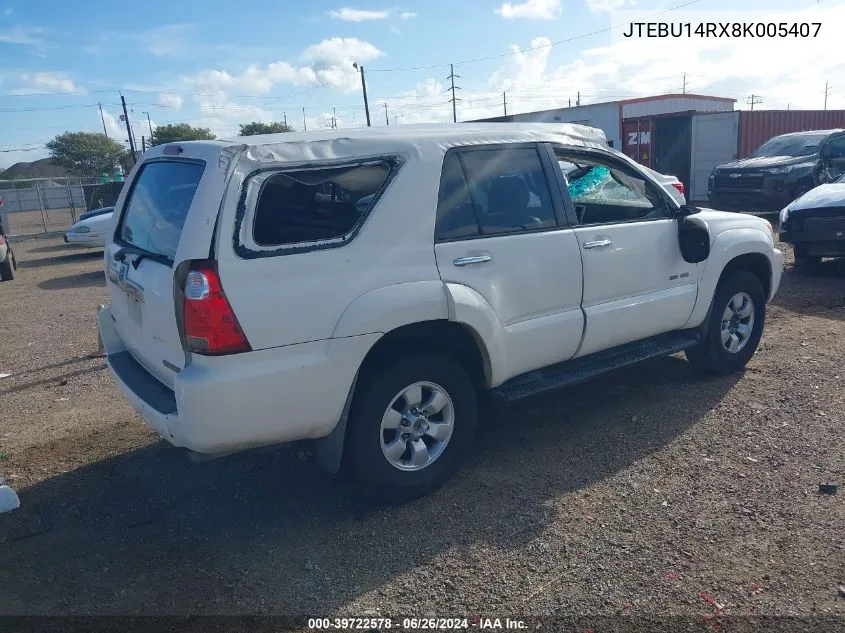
[64,207,114,247]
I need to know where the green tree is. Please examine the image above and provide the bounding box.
[238,121,293,136]
[150,123,216,146]
[46,132,126,177]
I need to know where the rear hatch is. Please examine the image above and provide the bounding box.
[105,142,241,389]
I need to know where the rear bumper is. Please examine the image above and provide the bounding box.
[98,306,377,454]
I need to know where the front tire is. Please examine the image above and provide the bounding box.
[345,353,478,500]
[686,271,766,375]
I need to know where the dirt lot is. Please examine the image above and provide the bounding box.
[0,235,843,626]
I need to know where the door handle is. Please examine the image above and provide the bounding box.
[582,239,612,249]
[453,255,492,267]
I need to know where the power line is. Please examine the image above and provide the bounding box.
[367,0,705,72]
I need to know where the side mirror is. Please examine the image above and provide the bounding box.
[678,215,710,263]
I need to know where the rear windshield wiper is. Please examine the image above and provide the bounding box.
[114,245,173,269]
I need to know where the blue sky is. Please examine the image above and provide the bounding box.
[0,0,841,167]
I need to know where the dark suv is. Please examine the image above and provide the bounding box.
[708,129,841,212]
[779,130,845,269]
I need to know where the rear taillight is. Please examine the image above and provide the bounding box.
[672,182,685,195]
[182,261,251,355]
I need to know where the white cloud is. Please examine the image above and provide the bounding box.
[495,0,561,20]
[155,36,385,139]
[84,24,196,58]
[302,37,383,68]
[158,93,184,108]
[586,0,630,12]
[0,25,49,51]
[399,11,417,19]
[389,25,401,34]
[459,3,845,123]
[136,24,195,57]
[328,8,390,21]
[100,108,125,141]
[2,7,13,18]
[10,72,85,95]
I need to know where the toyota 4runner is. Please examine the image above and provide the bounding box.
[99,123,783,498]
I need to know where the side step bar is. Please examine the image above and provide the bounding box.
[492,330,700,404]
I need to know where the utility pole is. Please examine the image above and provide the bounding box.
[333,107,337,129]
[747,94,763,110]
[682,73,687,94]
[303,107,307,131]
[143,112,153,138]
[568,98,571,107]
[283,112,287,127]
[141,136,146,152]
[503,91,507,116]
[120,93,137,164]
[384,102,389,125]
[824,80,831,110]
[98,102,109,138]
[447,64,461,123]
[353,63,371,127]
[576,91,580,106]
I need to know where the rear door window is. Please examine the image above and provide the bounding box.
[435,153,480,241]
[118,160,205,261]
[435,146,560,240]
[458,147,558,235]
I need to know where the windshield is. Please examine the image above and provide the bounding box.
[118,161,204,261]
[751,134,826,158]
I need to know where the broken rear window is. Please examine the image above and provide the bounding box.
[252,161,393,247]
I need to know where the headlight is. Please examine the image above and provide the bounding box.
[779,206,790,225]
[73,226,91,233]
[763,166,792,175]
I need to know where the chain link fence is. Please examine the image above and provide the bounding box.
[0,177,126,238]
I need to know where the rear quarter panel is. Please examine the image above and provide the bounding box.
[215,148,447,350]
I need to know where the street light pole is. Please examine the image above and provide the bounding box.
[353,62,371,127]
[142,112,154,138]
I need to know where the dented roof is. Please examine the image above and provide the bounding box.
[207,122,611,164]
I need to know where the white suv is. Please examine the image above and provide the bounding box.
[99,123,783,498]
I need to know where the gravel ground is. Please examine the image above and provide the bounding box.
[0,235,843,627]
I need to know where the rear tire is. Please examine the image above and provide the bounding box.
[345,352,478,501]
[0,250,14,281]
[686,271,765,375]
